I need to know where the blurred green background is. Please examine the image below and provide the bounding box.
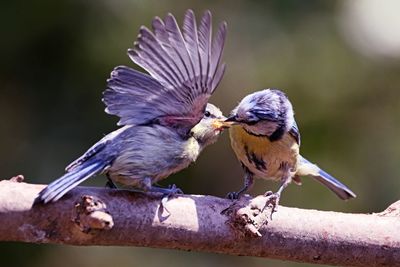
[1,0,400,266]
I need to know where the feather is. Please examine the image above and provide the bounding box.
[298,157,356,200]
[152,17,190,83]
[209,22,227,91]
[164,13,196,84]
[103,10,227,136]
[289,120,301,145]
[37,160,107,203]
[182,9,201,89]
[198,10,212,89]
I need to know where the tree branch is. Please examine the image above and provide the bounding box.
[0,177,399,267]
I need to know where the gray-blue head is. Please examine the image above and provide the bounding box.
[226,89,295,140]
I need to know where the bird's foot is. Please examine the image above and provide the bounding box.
[105,180,118,189]
[167,184,184,195]
[148,184,183,195]
[157,184,183,213]
[262,191,280,219]
[105,174,118,189]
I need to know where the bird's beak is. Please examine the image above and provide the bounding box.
[212,118,234,131]
[224,115,239,124]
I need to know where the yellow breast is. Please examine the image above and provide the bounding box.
[229,125,299,180]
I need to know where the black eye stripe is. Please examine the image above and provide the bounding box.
[245,120,258,126]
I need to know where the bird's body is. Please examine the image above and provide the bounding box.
[83,125,202,184]
[106,120,223,187]
[51,122,210,194]
[36,10,228,204]
[226,89,356,204]
[229,125,298,182]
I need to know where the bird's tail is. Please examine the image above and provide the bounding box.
[36,160,107,204]
[297,156,356,200]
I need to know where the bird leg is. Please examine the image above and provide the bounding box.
[263,171,292,218]
[151,184,183,216]
[148,184,184,195]
[135,178,184,215]
[105,173,118,189]
[145,182,183,212]
[227,171,254,200]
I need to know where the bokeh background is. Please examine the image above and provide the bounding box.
[1,0,400,266]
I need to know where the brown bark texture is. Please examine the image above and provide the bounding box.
[0,177,399,267]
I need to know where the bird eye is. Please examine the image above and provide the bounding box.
[204,111,211,117]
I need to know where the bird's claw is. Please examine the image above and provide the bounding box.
[167,184,183,195]
[160,184,183,212]
[262,191,280,219]
[105,180,117,189]
[105,174,118,189]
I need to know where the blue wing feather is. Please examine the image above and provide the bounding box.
[103,10,227,135]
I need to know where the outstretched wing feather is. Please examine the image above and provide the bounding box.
[103,10,227,135]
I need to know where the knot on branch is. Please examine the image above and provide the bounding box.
[73,195,114,233]
[378,200,400,217]
[10,175,24,183]
[221,194,275,237]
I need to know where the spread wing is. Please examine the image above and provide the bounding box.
[103,10,227,136]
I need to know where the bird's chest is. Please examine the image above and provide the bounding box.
[229,126,299,180]
[182,137,201,163]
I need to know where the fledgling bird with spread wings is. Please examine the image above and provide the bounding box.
[36,10,228,204]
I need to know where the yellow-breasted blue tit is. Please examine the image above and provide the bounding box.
[224,89,356,207]
[36,10,228,204]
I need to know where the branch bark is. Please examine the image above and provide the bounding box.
[0,177,399,267]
